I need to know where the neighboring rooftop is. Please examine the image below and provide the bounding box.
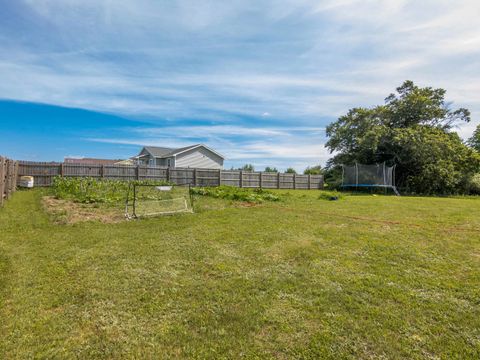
[139,144,224,159]
[64,157,122,165]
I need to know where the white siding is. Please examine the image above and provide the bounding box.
[175,146,223,169]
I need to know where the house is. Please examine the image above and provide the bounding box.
[134,144,224,169]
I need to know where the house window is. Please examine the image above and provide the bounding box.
[149,158,155,166]
[167,158,172,167]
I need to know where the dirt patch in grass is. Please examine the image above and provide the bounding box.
[236,202,261,208]
[42,196,125,224]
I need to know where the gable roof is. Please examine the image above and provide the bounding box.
[139,144,224,159]
[141,146,174,158]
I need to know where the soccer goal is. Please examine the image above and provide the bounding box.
[341,162,400,196]
[125,184,193,219]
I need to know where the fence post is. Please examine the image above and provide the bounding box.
[136,165,140,180]
[194,168,197,186]
[239,170,243,188]
[13,161,18,190]
[0,157,4,206]
[308,174,311,190]
[293,174,296,189]
[101,165,105,178]
[60,163,64,177]
[277,172,280,189]
[166,167,170,182]
[218,169,221,186]
[5,160,11,200]
[259,172,263,189]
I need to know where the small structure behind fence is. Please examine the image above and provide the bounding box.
[16,161,324,190]
[0,156,19,206]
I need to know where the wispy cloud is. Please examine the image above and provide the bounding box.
[0,0,479,167]
[87,124,328,170]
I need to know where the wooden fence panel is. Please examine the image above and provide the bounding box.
[18,161,61,186]
[169,168,195,186]
[64,163,102,177]
[260,173,279,189]
[242,172,261,188]
[309,175,324,189]
[220,170,240,187]
[15,161,324,190]
[141,166,168,181]
[103,165,137,180]
[279,173,294,189]
[196,169,220,187]
[294,174,309,189]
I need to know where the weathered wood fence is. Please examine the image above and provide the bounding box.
[0,156,19,206]
[17,161,324,190]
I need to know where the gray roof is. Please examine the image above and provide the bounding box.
[140,144,215,158]
[141,146,176,158]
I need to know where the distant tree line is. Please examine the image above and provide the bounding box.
[234,164,323,175]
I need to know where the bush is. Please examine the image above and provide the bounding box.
[304,165,322,175]
[190,186,280,203]
[52,177,170,204]
[469,174,480,194]
[318,190,344,201]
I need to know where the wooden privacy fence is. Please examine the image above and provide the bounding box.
[0,156,19,206]
[17,161,324,190]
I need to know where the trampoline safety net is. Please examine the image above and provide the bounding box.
[342,163,399,195]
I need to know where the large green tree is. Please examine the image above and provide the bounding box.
[325,81,480,194]
[469,124,480,152]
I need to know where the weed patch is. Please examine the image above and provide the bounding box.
[52,177,170,204]
[191,185,280,202]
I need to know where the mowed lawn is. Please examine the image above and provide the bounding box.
[1,190,479,359]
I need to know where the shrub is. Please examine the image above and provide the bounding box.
[318,190,344,201]
[469,174,480,194]
[304,165,322,175]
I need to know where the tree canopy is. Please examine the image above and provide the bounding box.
[303,165,322,175]
[469,124,480,152]
[239,164,254,172]
[325,80,480,194]
[264,166,278,173]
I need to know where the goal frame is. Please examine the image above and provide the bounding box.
[125,183,193,219]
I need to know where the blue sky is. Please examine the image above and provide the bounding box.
[1,0,479,171]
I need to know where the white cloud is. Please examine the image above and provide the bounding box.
[1,0,479,164]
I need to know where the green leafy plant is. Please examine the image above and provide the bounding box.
[52,177,171,204]
[468,174,480,194]
[318,190,344,201]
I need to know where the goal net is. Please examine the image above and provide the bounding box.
[341,163,400,195]
[125,184,193,218]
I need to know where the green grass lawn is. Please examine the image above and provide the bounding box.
[1,189,479,359]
